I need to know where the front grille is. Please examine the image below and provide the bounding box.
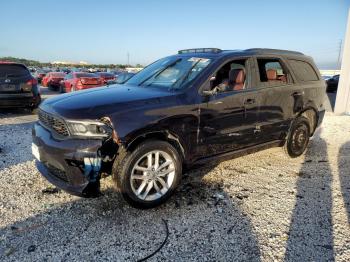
[38,109,69,137]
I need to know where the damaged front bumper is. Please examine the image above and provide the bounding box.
[32,123,109,197]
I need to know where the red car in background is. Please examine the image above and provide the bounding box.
[42,72,65,89]
[34,70,49,83]
[95,72,116,84]
[60,72,104,93]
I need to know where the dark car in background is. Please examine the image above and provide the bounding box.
[0,62,41,109]
[42,72,65,89]
[326,74,339,92]
[32,48,326,208]
[60,72,104,93]
[116,72,135,84]
[95,72,116,84]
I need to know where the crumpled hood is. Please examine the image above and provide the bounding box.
[40,84,176,119]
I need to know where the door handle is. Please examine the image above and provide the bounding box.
[244,98,255,105]
[292,91,304,97]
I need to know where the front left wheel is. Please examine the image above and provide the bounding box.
[113,140,182,208]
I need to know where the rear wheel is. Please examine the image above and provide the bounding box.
[284,116,310,158]
[113,140,182,208]
[59,84,65,93]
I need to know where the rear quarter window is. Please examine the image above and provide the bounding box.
[0,64,30,78]
[288,59,319,82]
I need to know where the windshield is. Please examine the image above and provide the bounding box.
[0,64,29,78]
[76,73,98,78]
[51,72,65,77]
[126,56,211,89]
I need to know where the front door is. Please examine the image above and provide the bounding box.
[198,58,261,157]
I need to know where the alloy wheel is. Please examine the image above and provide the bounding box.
[130,150,175,201]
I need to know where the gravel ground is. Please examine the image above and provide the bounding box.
[0,89,349,261]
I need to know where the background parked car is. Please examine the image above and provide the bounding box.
[326,74,339,92]
[34,69,49,83]
[116,72,135,84]
[60,72,103,93]
[42,72,65,90]
[95,72,116,84]
[0,62,41,110]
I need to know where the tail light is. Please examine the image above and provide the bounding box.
[26,78,38,86]
[22,78,38,92]
[77,80,83,88]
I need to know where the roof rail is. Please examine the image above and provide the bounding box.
[178,48,222,54]
[245,48,304,55]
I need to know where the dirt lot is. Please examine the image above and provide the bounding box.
[0,88,349,261]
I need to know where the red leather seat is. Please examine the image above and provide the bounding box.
[267,69,287,83]
[267,69,278,81]
[229,69,245,90]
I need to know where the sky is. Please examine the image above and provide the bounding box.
[0,0,349,69]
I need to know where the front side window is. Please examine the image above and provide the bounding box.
[210,59,247,93]
[126,56,211,90]
[257,58,288,85]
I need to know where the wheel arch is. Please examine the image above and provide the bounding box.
[124,130,186,164]
[297,106,318,135]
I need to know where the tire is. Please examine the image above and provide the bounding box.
[59,85,65,93]
[112,140,182,208]
[284,116,310,158]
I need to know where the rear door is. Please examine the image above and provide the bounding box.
[0,64,31,94]
[253,56,301,142]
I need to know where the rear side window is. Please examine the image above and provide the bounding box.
[256,58,289,85]
[0,64,30,78]
[288,60,319,81]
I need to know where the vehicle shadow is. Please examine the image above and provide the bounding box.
[0,108,35,117]
[284,133,335,261]
[0,121,35,170]
[0,164,261,261]
[338,141,350,225]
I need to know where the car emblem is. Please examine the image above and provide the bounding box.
[4,79,11,83]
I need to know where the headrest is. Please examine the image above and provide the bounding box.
[229,69,245,84]
[266,69,277,80]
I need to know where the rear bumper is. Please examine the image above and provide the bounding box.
[32,123,103,197]
[0,93,39,108]
[48,82,61,87]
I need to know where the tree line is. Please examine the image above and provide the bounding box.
[0,56,143,69]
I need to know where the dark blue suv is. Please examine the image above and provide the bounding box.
[32,48,326,208]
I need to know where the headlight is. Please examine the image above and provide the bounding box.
[66,120,112,139]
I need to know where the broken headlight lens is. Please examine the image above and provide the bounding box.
[66,120,112,139]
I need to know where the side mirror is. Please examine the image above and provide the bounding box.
[209,76,216,89]
[202,76,217,96]
[202,88,218,96]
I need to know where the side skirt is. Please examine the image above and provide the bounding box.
[189,140,284,168]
